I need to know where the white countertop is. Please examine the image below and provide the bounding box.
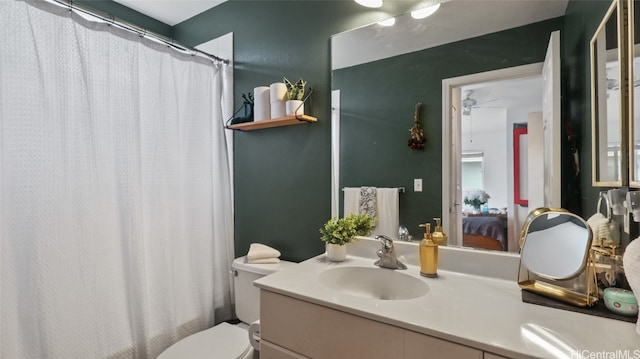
[254,238,640,359]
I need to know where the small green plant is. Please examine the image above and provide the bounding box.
[320,213,377,245]
[283,77,306,101]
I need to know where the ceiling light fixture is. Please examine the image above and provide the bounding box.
[355,0,383,8]
[378,17,396,26]
[411,3,440,19]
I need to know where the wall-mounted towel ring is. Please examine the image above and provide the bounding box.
[587,192,619,247]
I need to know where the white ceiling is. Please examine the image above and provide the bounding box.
[112,0,568,33]
[113,0,226,26]
[461,76,543,128]
[332,0,569,69]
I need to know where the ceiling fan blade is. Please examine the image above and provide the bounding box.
[472,98,499,107]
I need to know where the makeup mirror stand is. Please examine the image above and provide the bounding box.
[517,208,599,307]
[518,252,600,308]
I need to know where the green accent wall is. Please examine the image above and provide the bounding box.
[563,0,615,210]
[334,17,564,235]
[171,0,618,262]
[74,0,624,262]
[172,1,426,262]
[562,0,638,243]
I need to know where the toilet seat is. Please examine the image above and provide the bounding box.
[157,322,253,359]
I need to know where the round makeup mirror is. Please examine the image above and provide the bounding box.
[519,208,592,281]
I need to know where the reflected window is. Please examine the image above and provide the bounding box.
[607,146,621,181]
[635,149,640,180]
[462,151,484,191]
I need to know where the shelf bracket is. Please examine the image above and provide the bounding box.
[294,87,314,122]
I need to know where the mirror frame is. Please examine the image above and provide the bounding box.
[591,0,628,187]
[628,0,640,187]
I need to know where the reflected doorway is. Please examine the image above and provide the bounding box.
[442,62,549,253]
[459,79,542,252]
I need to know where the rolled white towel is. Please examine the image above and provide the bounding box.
[247,243,281,261]
[247,257,281,264]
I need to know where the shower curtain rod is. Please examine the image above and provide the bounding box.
[50,0,230,65]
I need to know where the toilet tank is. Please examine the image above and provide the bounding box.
[231,256,296,323]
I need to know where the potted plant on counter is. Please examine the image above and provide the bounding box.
[320,213,376,262]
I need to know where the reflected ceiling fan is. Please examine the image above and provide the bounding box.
[606,67,640,92]
[462,90,477,115]
[462,90,498,116]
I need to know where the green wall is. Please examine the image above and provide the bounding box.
[172,1,425,262]
[334,17,564,234]
[172,1,613,263]
[563,0,615,213]
[71,0,620,262]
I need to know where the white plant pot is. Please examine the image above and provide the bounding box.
[286,100,304,116]
[326,243,347,262]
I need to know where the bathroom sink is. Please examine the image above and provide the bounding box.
[317,266,429,300]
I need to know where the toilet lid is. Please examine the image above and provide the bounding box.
[157,322,252,359]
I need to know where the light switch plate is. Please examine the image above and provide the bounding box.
[414,178,423,192]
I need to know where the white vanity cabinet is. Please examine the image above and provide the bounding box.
[260,290,484,359]
[255,244,640,358]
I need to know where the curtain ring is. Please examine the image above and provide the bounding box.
[108,14,115,26]
[139,29,147,38]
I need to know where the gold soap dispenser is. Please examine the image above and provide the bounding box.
[432,217,448,246]
[419,223,438,278]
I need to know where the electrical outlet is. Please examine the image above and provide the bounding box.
[414,178,423,192]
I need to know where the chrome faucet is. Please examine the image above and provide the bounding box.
[374,235,407,270]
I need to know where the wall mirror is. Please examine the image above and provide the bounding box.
[518,208,598,307]
[330,0,567,253]
[591,0,626,187]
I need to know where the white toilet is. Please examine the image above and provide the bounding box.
[158,256,295,359]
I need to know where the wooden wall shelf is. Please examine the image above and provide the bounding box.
[226,115,317,131]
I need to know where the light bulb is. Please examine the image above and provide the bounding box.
[355,0,383,8]
[411,3,440,19]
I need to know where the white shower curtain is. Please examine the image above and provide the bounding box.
[0,1,234,358]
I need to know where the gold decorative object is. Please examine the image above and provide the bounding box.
[408,102,425,150]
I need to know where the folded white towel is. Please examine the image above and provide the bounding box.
[247,257,281,264]
[247,243,281,261]
[375,188,399,238]
[343,187,360,216]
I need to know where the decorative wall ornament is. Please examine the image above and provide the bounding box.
[408,102,426,150]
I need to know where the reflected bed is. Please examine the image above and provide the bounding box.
[462,215,507,251]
